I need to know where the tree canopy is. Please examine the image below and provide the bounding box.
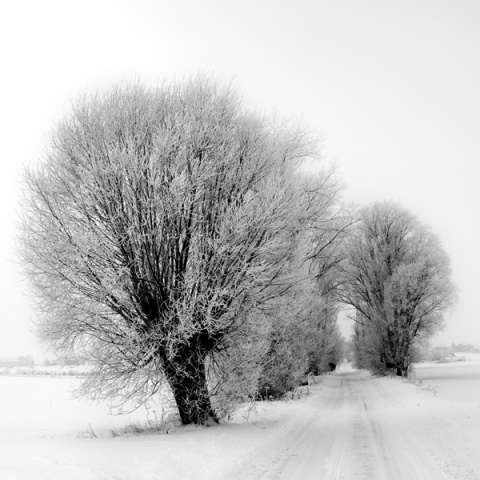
[20,77,343,424]
[336,201,455,376]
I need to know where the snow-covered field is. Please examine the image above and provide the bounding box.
[415,357,480,403]
[2,361,480,479]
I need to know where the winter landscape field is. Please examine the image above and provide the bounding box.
[2,358,480,480]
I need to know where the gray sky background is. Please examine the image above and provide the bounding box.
[1,0,479,358]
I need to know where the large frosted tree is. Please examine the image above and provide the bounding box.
[337,201,455,376]
[20,77,334,424]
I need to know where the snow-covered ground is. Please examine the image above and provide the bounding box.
[415,359,480,404]
[1,360,480,479]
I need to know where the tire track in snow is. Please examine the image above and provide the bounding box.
[264,370,451,480]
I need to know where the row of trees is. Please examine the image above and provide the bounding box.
[19,76,454,424]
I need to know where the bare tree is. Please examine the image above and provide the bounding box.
[19,77,335,424]
[337,201,455,376]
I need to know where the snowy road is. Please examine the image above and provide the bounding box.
[236,369,480,480]
[2,368,480,479]
[270,370,446,479]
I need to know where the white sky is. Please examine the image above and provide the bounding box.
[1,0,479,357]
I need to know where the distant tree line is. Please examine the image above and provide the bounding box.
[451,343,479,353]
[44,357,85,367]
[19,76,454,424]
[0,356,34,368]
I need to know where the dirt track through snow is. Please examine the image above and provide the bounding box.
[246,370,480,480]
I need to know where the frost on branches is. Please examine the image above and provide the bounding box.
[337,201,455,377]
[20,77,343,424]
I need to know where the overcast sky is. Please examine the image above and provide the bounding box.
[1,0,479,357]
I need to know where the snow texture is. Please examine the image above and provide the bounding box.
[1,361,480,479]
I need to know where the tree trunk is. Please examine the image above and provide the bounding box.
[165,347,218,426]
[395,361,409,377]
